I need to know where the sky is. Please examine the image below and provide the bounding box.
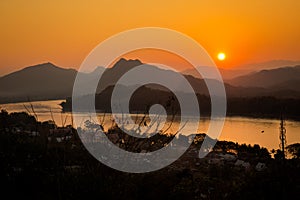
[0,0,300,75]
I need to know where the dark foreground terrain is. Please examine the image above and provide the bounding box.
[1,110,300,199]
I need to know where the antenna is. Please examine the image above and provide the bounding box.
[279,113,287,159]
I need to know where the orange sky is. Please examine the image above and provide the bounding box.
[0,0,300,75]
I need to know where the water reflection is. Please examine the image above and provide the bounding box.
[1,99,299,150]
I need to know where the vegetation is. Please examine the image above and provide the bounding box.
[286,143,300,159]
[1,110,300,199]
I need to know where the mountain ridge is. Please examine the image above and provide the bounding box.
[228,65,300,88]
[1,59,300,104]
[235,59,300,70]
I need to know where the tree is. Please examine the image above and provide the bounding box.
[286,143,300,159]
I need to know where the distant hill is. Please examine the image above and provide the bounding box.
[181,67,251,80]
[94,59,267,98]
[96,58,143,93]
[0,62,107,103]
[227,65,300,89]
[63,84,300,120]
[0,63,78,103]
[235,60,300,71]
[1,60,300,104]
[270,79,300,92]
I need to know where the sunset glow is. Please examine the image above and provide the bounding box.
[1,1,300,196]
[0,1,300,74]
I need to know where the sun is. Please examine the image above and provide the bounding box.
[217,52,226,61]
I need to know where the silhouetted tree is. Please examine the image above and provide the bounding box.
[286,143,300,159]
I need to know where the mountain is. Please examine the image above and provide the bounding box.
[181,67,251,80]
[95,58,232,96]
[235,60,300,71]
[0,63,78,103]
[227,65,300,88]
[90,66,106,76]
[0,62,107,103]
[270,80,300,92]
[96,58,143,93]
[1,59,300,104]
[63,82,300,120]
[94,58,218,95]
[182,60,300,80]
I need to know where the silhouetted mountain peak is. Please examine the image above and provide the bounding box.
[22,62,59,71]
[112,58,143,70]
[0,62,79,102]
[17,62,78,75]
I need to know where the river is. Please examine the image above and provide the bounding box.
[1,99,299,151]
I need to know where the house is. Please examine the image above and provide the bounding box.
[255,162,267,171]
[234,159,251,169]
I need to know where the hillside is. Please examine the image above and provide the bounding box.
[0,63,78,102]
[228,65,300,88]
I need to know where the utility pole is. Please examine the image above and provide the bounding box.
[279,113,287,160]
